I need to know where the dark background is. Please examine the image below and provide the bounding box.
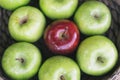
[0,0,120,80]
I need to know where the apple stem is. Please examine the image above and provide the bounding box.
[20,17,28,25]
[97,57,104,63]
[94,14,99,19]
[60,75,65,80]
[61,27,69,39]
[16,58,24,63]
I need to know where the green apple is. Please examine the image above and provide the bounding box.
[76,35,118,76]
[2,42,42,80]
[74,1,111,35]
[38,56,80,80]
[39,0,78,19]
[0,0,30,10]
[8,6,46,42]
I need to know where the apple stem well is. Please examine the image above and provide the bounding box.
[60,27,69,40]
[97,56,105,63]
[60,75,65,80]
[16,58,25,63]
[20,17,28,25]
[93,14,100,19]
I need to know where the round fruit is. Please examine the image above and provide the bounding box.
[44,19,80,54]
[0,0,30,10]
[74,1,111,35]
[8,6,46,42]
[39,0,78,19]
[38,56,80,80]
[76,35,118,76]
[2,42,42,80]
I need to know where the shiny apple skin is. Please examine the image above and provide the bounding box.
[44,20,80,55]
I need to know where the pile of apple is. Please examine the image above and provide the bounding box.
[0,0,118,80]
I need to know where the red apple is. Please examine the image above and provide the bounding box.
[44,20,80,55]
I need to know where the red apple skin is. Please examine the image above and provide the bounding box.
[44,20,80,55]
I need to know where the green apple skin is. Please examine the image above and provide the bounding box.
[9,6,46,42]
[0,0,30,10]
[74,1,111,35]
[38,56,80,80]
[76,35,118,76]
[2,42,42,80]
[39,0,78,19]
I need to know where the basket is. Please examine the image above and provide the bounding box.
[0,0,120,80]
